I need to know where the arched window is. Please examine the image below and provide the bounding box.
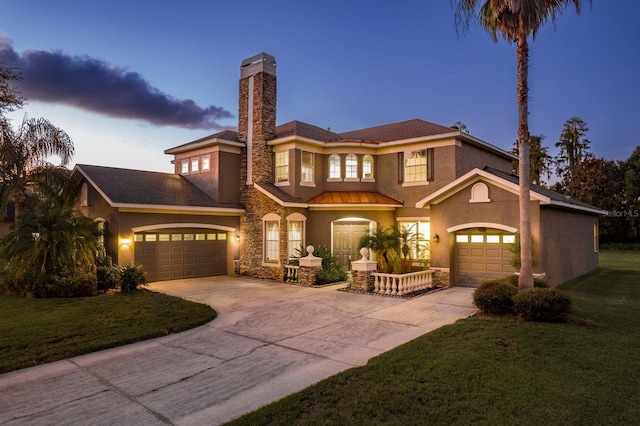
[470,182,491,203]
[345,154,358,179]
[362,155,374,179]
[329,154,341,179]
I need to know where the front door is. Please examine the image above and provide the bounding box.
[333,221,370,268]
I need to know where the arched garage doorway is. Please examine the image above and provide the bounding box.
[449,223,518,287]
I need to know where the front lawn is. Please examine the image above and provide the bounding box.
[0,291,216,374]
[228,251,640,425]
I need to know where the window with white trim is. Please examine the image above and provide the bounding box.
[301,151,314,183]
[398,221,430,261]
[288,221,303,259]
[191,158,199,173]
[345,154,358,179]
[362,154,374,179]
[404,150,427,182]
[265,221,280,262]
[181,160,189,174]
[201,156,210,171]
[275,151,289,183]
[329,154,341,179]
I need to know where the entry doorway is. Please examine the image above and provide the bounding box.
[332,220,371,268]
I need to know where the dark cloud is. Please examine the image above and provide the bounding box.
[0,35,233,130]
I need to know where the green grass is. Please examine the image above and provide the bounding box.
[0,291,216,374]
[228,251,640,425]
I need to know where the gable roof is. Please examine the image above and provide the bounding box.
[73,164,243,212]
[415,167,605,215]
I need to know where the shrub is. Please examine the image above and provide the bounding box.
[1,269,97,298]
[513,288,571,322]
[96,255,120,292]
[293,244,348,285]
[119,264,148,292]
[473,279,518,315]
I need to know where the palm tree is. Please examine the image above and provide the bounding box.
[452,0,589,289]
[0,115,74,217]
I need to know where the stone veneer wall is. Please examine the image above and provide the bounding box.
[238,69,285,280]
[431,268,451,287]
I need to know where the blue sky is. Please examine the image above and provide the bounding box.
[1,1,638,174]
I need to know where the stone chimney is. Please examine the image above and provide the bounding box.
[238,53,277,185]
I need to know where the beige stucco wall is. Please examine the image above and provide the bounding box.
[539,207,599,286]
[428,181,542,278]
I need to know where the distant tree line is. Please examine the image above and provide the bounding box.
[512,117,640,244]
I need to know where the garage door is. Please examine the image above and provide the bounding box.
[134,229,228,282]
[455,231,517,287]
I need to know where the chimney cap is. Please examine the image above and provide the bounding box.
[240,53,276,78]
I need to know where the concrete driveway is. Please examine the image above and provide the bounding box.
[0,277,475,425]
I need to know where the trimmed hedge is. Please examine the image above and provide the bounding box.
[473,280,518,315]
[513,288,571,322]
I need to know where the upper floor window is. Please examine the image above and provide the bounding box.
[191,158,199,173]
[301,151,314,183]
[329,154,341,179]
[201,156,210,171]
[404,150,427,182]
[345,154,358,179]
[400,148,434,184]
[362,155,374,179]
[275,151,289,183]
[181,160,189,174]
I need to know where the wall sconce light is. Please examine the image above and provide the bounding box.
[120,237,131,246]
[235,233,241,243]
[433,234,440,243]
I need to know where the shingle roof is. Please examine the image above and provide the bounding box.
[307,191,402,206]
[483,167,605,212]
[276,121,343,141]
[75,164,242,209]
[338,119,455,143]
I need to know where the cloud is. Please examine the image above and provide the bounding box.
[0,35,233,130]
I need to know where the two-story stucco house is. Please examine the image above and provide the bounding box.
[72,53,603,287]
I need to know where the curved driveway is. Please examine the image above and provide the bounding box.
[0,277,475,425]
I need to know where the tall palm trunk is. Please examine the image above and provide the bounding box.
[517,35,534,289]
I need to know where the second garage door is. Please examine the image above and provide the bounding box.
[134,229,228,282]
[455,231,517,287]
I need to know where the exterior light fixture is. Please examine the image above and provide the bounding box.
[433,234,440,243]
[120,237,131,246]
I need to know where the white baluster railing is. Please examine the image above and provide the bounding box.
[372,270,434,296]
[284,265,299,282]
